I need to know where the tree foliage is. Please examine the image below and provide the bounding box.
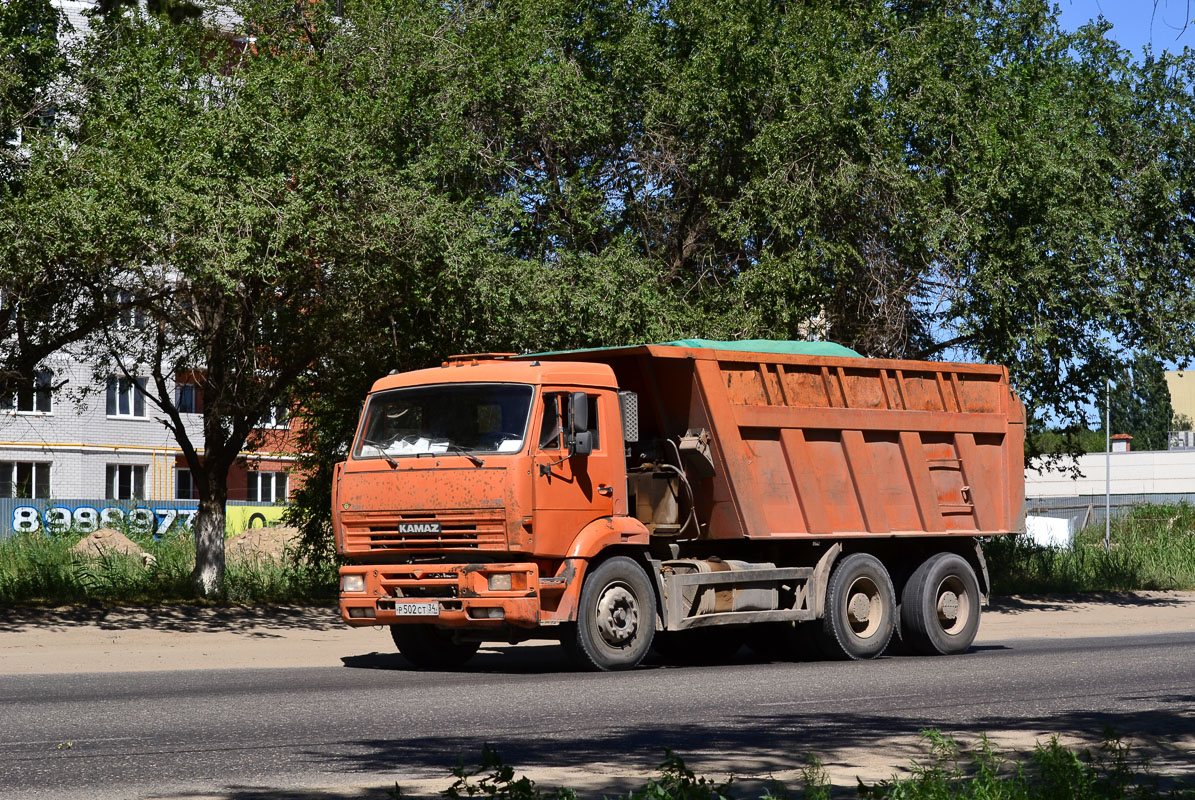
[0,0,106,397]
[4,0,1195,573]
[1110,354,1175,451]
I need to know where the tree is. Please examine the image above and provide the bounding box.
[1109,354,1175,451]
[276,0,1195,550]
[50,3,396,594]
[12,0,1195,566]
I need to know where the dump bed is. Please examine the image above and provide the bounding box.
[532,341,1025,540]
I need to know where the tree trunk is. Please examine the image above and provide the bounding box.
[191,496,227,597]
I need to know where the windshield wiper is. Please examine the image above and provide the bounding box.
[443,443,484,467]
[361,438,398,469]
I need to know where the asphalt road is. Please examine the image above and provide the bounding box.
[2,632,1193,800]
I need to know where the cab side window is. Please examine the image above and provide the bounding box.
[537,392,601,451]
[585,395,600,450]
[539,393,564,450]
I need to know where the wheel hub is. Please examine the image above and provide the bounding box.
[848,592,871,622]
[935,576,969,635]
[937,590,960,622]
[595,583,639,647]
[845,577,882,639]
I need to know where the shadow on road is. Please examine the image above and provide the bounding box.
[340,639,1020,674]
[0,604,341,634]
[299,702,1195,792]
[987,592,1189,614]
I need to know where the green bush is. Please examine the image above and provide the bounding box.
[987,503,1195,594]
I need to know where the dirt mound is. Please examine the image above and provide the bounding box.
[226,525,299,562]
[70,529,155,566]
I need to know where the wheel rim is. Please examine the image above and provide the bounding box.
[845,576,883,639]
[595,581,640,648]
[934,575,970,636]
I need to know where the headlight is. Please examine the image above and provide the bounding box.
[487,573,513,591]
[341,574,365,593]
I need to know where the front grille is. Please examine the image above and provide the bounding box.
[392,584,459,599]
[379,568,461,599]
[342,509,506,552]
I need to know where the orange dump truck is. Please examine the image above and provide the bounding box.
[334,340,1025,670]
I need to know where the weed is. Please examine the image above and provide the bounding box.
[442,744,576,800]
[438,734,1191,800]
[987,503,1195,594]
[628,750,734,800]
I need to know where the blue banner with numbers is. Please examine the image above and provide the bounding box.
[0,499,290,540]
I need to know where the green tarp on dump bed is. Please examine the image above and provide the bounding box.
[527,339,861,358]
[658,339,861,357]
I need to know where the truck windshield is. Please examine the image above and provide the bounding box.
[353,383,535,460]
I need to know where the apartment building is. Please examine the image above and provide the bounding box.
[0,355,299,504]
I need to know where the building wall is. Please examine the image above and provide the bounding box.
[1026,448,1195,498]
[1,356,300,502]
[1166,370,1195,426]
[1,358,205,500]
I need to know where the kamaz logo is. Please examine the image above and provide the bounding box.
[398,522,442,535]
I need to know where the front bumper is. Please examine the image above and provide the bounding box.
[339,562,543,628]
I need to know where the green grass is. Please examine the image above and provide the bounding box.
[0,528,337,606]
[411,732,1192,800]
[6,502,1195,605]
[987,503,1195,595]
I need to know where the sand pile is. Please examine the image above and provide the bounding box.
[226,525,300,562]
[70,529,156,566]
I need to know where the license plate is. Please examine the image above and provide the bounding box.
[393,601,439,617]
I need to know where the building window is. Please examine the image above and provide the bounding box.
[105,464,146,500]
[113,289,146,329]
[1,462,50,498]
[176,383,198,414]
[1,371,53,414]
[255,404,289,429]
[176,467,198,500]
[106,376,147,418]
[247,471,288,503]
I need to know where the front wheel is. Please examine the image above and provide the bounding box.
[819,553,896,660]
[391,624,480,669]
[563,556,656,671]
[900,553,981,656]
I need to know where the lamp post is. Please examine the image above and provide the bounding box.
[1105,377,1111,554]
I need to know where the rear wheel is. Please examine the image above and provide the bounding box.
[900,553,981,656]
[390,624,480,669]
[563,556,655,671]
[819,553,896,660]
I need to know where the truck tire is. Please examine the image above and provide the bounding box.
[900,553,981,656]
[819,553,896,660]
[563,556,656,671]
[390,624,480,669]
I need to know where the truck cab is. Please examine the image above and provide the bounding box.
[334,355,650,668]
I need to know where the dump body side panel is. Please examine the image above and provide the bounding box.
[535,345,1025,540]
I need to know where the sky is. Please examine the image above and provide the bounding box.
[1055,0,1193,53]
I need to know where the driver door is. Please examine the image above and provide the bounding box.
[532,389,618,557]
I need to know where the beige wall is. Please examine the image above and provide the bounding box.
[1026,449,1195,497]
[1166,371,1195,425]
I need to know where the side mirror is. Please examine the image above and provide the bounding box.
[572,430,594,456]
[568,392,589,433]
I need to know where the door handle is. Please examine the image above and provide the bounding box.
[597,484,614,497]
